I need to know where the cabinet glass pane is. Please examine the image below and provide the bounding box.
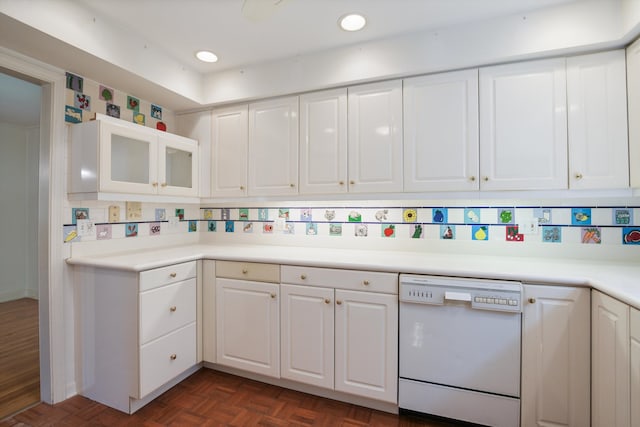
[111,134,150,184]
[165,147,192,188]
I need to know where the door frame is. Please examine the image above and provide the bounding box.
[0,47,68,404]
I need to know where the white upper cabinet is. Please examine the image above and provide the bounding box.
[299,88,348,194]
[248,96,299,196]
[69,113,199,199]
[628,39,640,189]
[567,50,629,189]
[479,58,568,190]
[347,80,403,193]
[403,69,479,192]
[211,105,248,197]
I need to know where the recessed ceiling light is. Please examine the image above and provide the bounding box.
[339,13,366,32]
[196,50,218,63]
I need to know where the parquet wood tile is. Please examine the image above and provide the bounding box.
[1,369,461,426]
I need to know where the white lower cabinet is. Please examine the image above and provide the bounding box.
[521,285,590,427]
[75,261,199,414]
[631,307,640,427]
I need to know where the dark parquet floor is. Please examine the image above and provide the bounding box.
[1,368,460,426]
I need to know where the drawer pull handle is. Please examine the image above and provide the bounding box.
[363,280,370,286]
[324,298,331,304]
[336,300,342,305]
[300,274,307,280]
[170,306,177,312]
[170,354,177,361]
[242,269,248,274]
[169,273,177,278]
[270,293,277,299]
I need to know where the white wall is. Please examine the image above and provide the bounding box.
[0,122,39,301]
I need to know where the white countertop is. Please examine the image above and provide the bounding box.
[66,243,640,309]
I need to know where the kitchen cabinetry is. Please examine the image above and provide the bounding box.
[215,261,281,377]
[211,105,248,197]
[403,69,479,192]
[479,58,568,190]
[627,38,640,188]
[280,266,398,403]
[592,290,630,427]
[69,113,199,199]
[299,88,348,194]
[521,285,590,427]
[631,307,640,427]
[567,50,628,189]
[202,260,216,363]
[347,80,403,193]
[248,97,299,196]
[75,261,199,414]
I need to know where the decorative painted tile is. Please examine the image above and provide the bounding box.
[125,223,138,237]
[572,208,591,225]
[329,223,342,236]
[203,209,213,220]
[354,224,368,237]
[324,210,336,221]
[403,209,417,223]
[300,209,312,221]
[74,92,91,110]
[65,72,83,92]
[133,112,145,126]
[498,208,515,225]
[278,208,290,219]
[306,223,318,235]
[72,208,89,224]
[375,209,388,221]
[175,209,185,220]
[106,103,120,118]
[99,85,114,102]
[239,208,249,221]
[410,224,424,238]
[542,226,562,243]
[622,227,640,244]
[65,105,82,123]
[155,208,166,221]
[151,104,162,120]
[472,225,488,241]
[225,221,234,232]
[284,223,295,234]
[505,225,524,242]
[207,221,217,232]
[221,208,230,220]
[348,211,362,222]
[581,227,601,244]
[465,208,481,224]
[534,208,552,225]
[381,224,396,237]
[188,221,197,232]
[96,224,112,240]
[258,208,269,221]
[263,223,274,233]
[149,222,161,236]
[440,225,455,240]
[613,208,633,225]
[242,222,253,233]
[127,95,140,111]
[432,208,448,223]
[63,225,79,243]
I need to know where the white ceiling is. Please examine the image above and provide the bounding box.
[77,0,578,74]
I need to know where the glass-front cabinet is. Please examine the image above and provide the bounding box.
[69,113,199,199]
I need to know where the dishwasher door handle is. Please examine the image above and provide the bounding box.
[444,291,472,302]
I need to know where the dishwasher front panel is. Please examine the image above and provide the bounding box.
[399,300,521,398]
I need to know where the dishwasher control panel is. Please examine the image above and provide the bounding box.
[400,274,522,313]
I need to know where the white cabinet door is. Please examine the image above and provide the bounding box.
[403,69,479,192]
[280,284,334,388]
[521,285,590,427]
[299,89,348,194]
[348,80,403,193]
[211,106,248,197]
[334,289,398,403]
[592,290,630,427]
[631,307,640,427]
[99,120,158,194]
[202,260,216,363]
[567,50,629,189]
[248,97,299,196]
[628,38,640,188]
[215,278,280,378]
[157,133,199,197]
[479,58,568,190]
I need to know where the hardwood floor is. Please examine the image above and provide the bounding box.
[0,298,39,421]
[1,369,459,426]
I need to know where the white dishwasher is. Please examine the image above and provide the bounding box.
[399,274,522,427]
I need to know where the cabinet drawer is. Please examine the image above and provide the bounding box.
[139,278,196,344]
[216,260,280,283]
[139,261,197,291]
[138,322,196,399]
[281,266,398,294]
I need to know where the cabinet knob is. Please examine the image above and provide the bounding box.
[169,306,177,312]
[483,176,489,182]
[339,181,344,186]
[336,300,342,305]
[169,272,177,278]
[324,298,331,304]
[270,293,276,299]
[161,182,168,187]
[240,185,245,190]
[152,182,158,187]
[300,274,307,280]
[363,280,370,286]
[290,183,295,188]
[350,180,355,185]
[469,176,476,182]
[528,297,536,304]
[575,173,583,180]
[242,269,248,274]
[170,354,177,361]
